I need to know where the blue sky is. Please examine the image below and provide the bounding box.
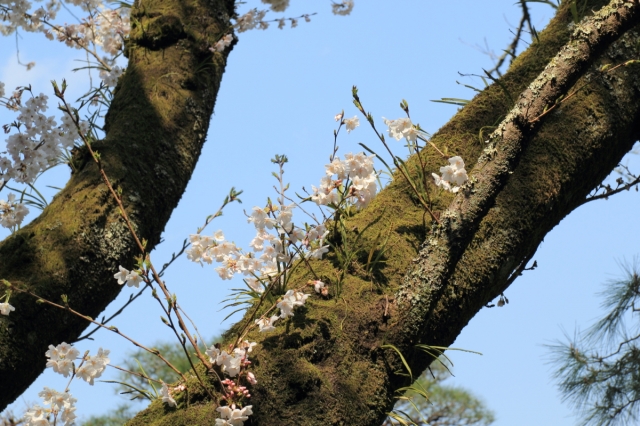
[1,1,639,425]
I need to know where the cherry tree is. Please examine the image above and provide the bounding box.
[1,0,640,425]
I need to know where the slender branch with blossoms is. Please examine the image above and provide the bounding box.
[2,279,185,380]
[45,83,245,406]
[350,87,440,223]
[351,86,470,223]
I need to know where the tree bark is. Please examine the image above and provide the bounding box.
[0,0,236,410]
[2,0,640,425]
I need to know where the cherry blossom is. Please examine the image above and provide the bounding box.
[160,383,177,407]
[113,265,129,285]
[255,315,279,332]
[311,152,378,209]
[45,342,80,378]
[383,117,417,142]
[343,115,359,133]
[211,34,234,53]
[235,9,267,33]
[23,387,77,426]
[0,302,15,315]
[99,65,124,87]
[216,404,253,426]
[75,347,110,385]
[432,156,469,193]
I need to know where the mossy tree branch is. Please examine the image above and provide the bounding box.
[0,0,236,410]
[124,1,640,425]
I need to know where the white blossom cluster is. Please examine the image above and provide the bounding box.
[93,6,130,55]
[0,0,60,35]
[113,265,143,288]
[432,156,469,193]
[23,387,77,426]
[1,93,82,185]
[311,152,378,209]
[254,288,309,332]
[234,8,268,32]
[234,6,311,33]
[0,81,5,98]
[186,206,328,292]
[45,342,110,385]
[45,342,79,377]
[99,64,123,87]
[383,117,419,143]
[75,347,110,384]
[206,340,256,378]
[50,5,130,56]
[216,404,253,426]
[0,1,129,57]
[63,0,101,12]
[0,193,29,228]
[210,34,234,53]
[332,0,354,16]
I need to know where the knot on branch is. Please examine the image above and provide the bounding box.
[131,14,186,50]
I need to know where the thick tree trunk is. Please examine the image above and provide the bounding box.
[0,0,236,410]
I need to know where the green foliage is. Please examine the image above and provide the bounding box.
[550,261,640,426]
[386,360,495,426]
[77,338,214,425]
[115,341,198,401]
[80,404,137,426]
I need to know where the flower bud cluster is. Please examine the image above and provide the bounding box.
[45,342,110,385]
[221,378,251,399]
[432,156,469,193]
[202,341,256,424]
[0,193,29,228]
[311,279,328,296]
[311,152,378,209]
[23,387,77,426]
